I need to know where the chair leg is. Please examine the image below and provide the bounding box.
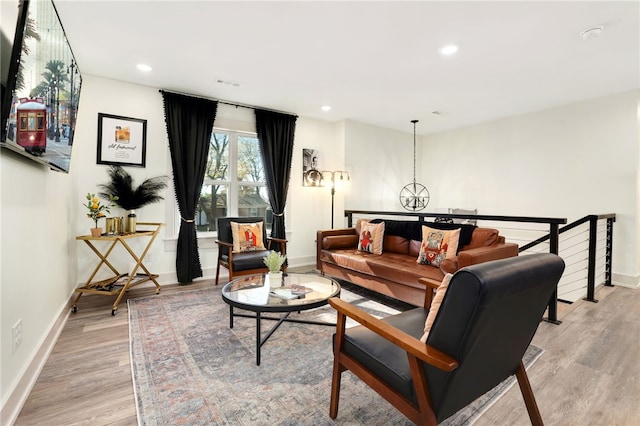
[515,361,543,426]
[329,359,344,419]
[330,312,348,419]
[215,265,220,285]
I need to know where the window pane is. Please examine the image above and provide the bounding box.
[238,185,269,218]
[196,184,228,231]
[207,133,229,181]
[237,136,264,182]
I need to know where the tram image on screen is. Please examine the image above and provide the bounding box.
[15,97,47,155]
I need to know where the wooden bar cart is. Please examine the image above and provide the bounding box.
[73,222,163,315]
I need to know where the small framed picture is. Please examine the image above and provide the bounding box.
[97,113,147,167]
[303,148,322,186]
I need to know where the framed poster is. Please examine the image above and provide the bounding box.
[302,148,322,186]
[97,113,147,167]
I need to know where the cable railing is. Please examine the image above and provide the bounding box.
[343,210,615,324]
[516,214,615,303]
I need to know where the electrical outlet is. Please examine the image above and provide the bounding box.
[12,319,23,353]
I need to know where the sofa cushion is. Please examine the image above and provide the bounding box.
[320,249,444,287]
[372,219,422,241]
[358,221,385,255]
[463,228,499,250]
[384,235,410,255]
[222,250,270,271]
[369,219,476,254]
[409,239,422,258]
[230,221,266,253]
[417,226,460,267]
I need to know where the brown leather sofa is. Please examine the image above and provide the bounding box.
[317,219,519,306]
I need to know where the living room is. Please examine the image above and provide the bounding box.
[1,1,638,424]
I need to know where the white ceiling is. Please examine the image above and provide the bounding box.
[51,0,639,136]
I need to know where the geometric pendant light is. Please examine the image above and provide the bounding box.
[399,119,430,211]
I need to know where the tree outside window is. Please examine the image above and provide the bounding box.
[195,130,270,233]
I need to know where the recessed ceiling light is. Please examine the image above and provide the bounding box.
[321,105,332,112]
[216,78,240,87]
[137,63,152,72]
[440,45,459,56]
[580,25,604,40]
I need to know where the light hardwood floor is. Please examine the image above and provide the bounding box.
[13,278,640,426]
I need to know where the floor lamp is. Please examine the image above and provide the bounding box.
[321,170,350,229]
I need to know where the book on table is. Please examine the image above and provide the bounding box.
[270,284,312,300]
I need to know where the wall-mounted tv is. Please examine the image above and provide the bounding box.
[1,0,82,173]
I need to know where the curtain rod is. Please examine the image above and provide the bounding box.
[158,89,297,117]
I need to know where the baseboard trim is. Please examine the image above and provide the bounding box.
[613,272,640,289]
[1,300,70,426]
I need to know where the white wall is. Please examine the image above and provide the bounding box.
[344,120,419,212]
[341,91,638,285]
[420,90,639,284]
[0,147,77,416]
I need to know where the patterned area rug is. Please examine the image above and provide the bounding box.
[129,284,543,426]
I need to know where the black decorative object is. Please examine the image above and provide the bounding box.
[399,120,430,211]
[98,165,167,211]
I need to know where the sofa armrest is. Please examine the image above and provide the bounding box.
[317,228,358,269]
[457,242,519,269]
[317,228,358,240]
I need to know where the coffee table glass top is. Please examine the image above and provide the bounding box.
[221,273,340,312]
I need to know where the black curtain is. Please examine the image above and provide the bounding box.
[161,91,218,283]
[254,109,297,240]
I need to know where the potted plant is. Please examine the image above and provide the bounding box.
[83,193,118,237]
[263,251,287,283]
[98,165,167,233]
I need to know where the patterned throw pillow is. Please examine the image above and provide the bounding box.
[357,221,385,255]
[230,221,266,253]
[420,273,453,343]
[417,225,460,267]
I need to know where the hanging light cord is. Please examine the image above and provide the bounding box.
[411,119,418,185]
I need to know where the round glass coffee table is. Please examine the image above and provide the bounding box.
[221,272,341,365]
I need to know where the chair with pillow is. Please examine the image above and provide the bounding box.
[215,216,287,285]
[328,253,565,425]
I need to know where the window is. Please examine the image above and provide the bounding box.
[193,129,270,233]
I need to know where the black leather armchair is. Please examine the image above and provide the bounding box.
[214,216,287,285]
[328,253,565,425]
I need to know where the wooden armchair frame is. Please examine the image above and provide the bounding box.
[328,254,565,425]
[329,297,458,425]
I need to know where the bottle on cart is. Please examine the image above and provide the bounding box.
[127,211,137,234]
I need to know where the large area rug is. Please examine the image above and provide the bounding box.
[129,285,543,426]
